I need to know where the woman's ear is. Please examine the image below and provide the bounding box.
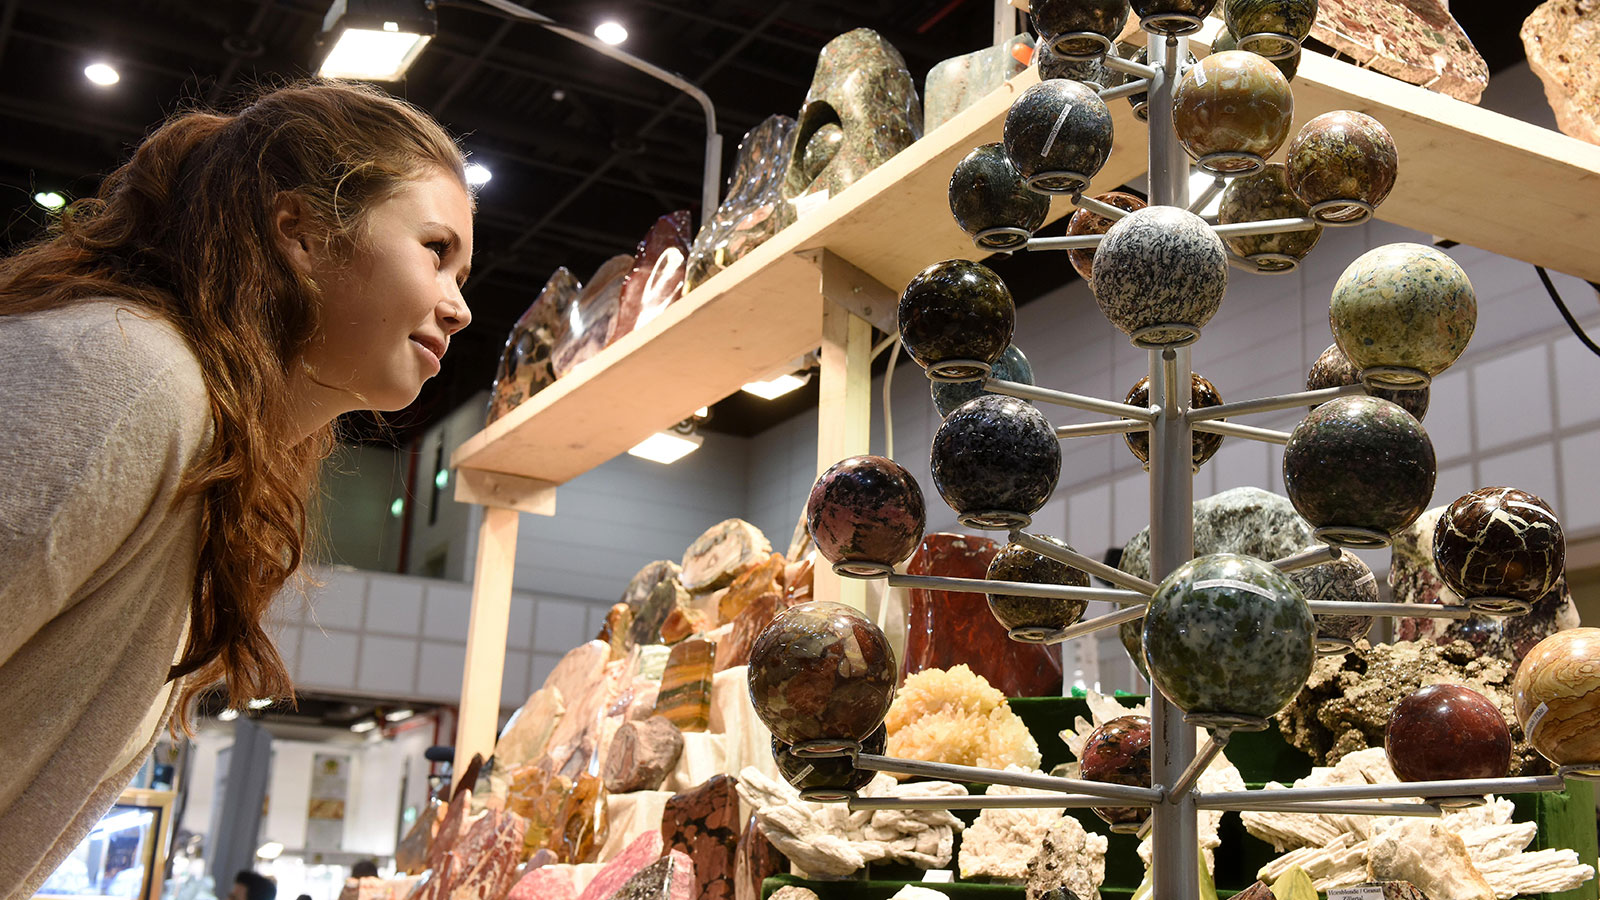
[272,192,318,276]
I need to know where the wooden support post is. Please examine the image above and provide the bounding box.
[453,503,519,788]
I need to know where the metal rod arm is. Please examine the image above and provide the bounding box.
[1056,419,1149,438]
[1306,600,1474,619]
[1168,730,1230,800]
[885,573,1150,605]
[848,793,1140,811]
[1104,54,1159,79]
[1189,383,1365,421]
[1188,176,1224,214]
[1027,233,1108,251]
[1196,798,1443,817]
[1195,774,1567,806]
[1192,419,1291,444]
[1010,530,1158,595]
[1047,603,1148,644]
[1210,216,1319,238]
[1271,544,1342,573]
[1073,192,1137,221]
[987,378,1157,421]
[856,754,1164,803]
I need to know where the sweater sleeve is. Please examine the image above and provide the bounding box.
[0,304,212,667]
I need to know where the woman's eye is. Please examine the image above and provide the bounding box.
[426,239,451,260]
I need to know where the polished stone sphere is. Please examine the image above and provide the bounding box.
[1122,44,1196,119]
[1385,684,1512,782]
[1212,22,1299,80]
[1306,342,1430,421]
[1173,51,1293,174]
[1130,0,1218,34]
[985,534,1090,637]
[1031,0,1131,56]
[931,394,1062,529]
[1283,396,1436,546]
[1289,551,1377,653]
[1120,614,1149,679]
[1223,0,1316,58]
[1143,553,1314,723]
[1067,190,1148,282]
[1037,41,1120,91]
[898,259,1016,378]
[931,343,1035,417]
[772,723,886,800]
[807,455,926,575]
[1287,111,1398,222]
[1124,372,1224,469]
[1435,487,1565,602]
[949,142,1051,252]
[1513,628,1600,768]
[748,601,898,746]
[1080,715,1152,829]
[1217,164,1321,272]
[1003,79,1114,194]
[1092,205,1227,346]
[1330,243,1476,386]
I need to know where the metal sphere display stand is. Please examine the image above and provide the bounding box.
[792,26,1597,900]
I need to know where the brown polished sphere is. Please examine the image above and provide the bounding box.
[1385,684,1511,783]
[1174,51,1293,174]
[1124,372,1224,469]
[1286,111,1398,223]
[1080,715,1153,829]
[748,601,898,747]
[1514,628,1600,768]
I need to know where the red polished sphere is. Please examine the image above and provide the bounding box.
[1080,715,1152,829]
[807,455,926,575]
[1385,684,1512,782]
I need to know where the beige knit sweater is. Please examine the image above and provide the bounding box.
[0,301,211,900]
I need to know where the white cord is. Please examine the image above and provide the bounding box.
[882,335,900,461]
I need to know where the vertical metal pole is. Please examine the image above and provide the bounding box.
[1144,33,1200,900]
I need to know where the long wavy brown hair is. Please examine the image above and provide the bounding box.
[0,80,466,730]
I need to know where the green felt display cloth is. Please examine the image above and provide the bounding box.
[762,696,1598,900]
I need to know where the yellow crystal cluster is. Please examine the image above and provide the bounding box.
[885,664,1041,772]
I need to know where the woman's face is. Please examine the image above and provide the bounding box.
[299,167,474,413]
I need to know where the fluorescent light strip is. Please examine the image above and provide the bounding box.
[628,431,703,464]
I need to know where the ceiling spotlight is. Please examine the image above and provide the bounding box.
[247,698,274,710]
[385,708,415,722]
[217,708,240,722]
[350,719,378,733]
[256,841,285,861]
[594,21,628,45]
[317,0,436,81]
[84,63,120,87]
[464,162,492,187]
[741,371,812,400]
[32,191,66,211]
[628,430,703,464]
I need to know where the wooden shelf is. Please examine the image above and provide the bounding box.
[453,44,1600,489]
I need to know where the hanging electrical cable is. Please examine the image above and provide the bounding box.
[1534,265,1600,359]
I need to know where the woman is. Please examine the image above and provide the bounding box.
[0,81,473,896]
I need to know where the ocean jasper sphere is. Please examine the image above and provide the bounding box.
[1130,0,1218,34]
[1217,164,1321,272]
[949,142,1051,252]
[1124,372,1224,469]
[1385,684,1512,782]
[1212,22,1299,80]
[1514,628,1600,768]
[1307,342,1430,421]
[1143,553,1314,723]
[807,456,926,575]
[985,535,1090,639]
[1031,0,1130,57]
[1080,715,1152,830]
[1330,243,1476,386]
[1092,205,1226,346]
[1223,0,1316,58]
[1173,51,1293,174]
[1283,396,1435,546]
[1434,487,1565,603]
[931,394,1062,529]
[1287,111,1398,222]
[1003,80,1114,194]
[1289,551,1377,653]
[898,259,1015,378]
[1067,191,1148,282]
[773,723,886,800]
[748,601,897,746]
[932,344,1035,417]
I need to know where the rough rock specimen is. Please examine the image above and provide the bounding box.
[625,562,689,646]
[428,808,524,900]
[1368,821,1494,900]
[682,519,771,593]
[714,588,783,672]
[1335,884,1428,900]
[924,34,1034,132]
[957,773,1068,881]
[737,767,966,877]
[735,813,784,900]
[1523,0,1600,143]
[603,717,684,793]
[1273,639,1548,775]
[661,774,742,900]
[768,889,820,900]
[396,798,443,874]
[659,604,713,644]
[609,850,696,900]
[654,636,714,731]
[885,664,1041,772]
[572,830,662,900]
[719,552,786,623]
[599,603,633,660]
[506,863,573,900]
[1023,815,1110,900]
[1310,0,1488,102]
[607,210,691,345]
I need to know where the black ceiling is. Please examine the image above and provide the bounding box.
[0,0,1542,444]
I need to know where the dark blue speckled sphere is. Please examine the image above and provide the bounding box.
[1002,80,1113,195]
[931,394,1061,529]
[931,344,1034,417]
[807,455,926,576]
[1031,0,1130,56]
[898,259,1016,379]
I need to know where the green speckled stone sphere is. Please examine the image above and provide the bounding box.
[1212,23,1299,80]
[1289,551,1377,653]
[1287,111,1398,222]
[1124,372,1224,469]
[1217,164,1321,272]
[1173,51,1293,174]
[931,344,1035,417]
[1329,242,1476,386]
[1003,80,1115,194]
[985,535,1090,638]
[1038,41,1120,91]
[1283,395,1436,546]
[1223,0,1316,59]
[898,259,1016,378]
[949,142,1051,252]
[748,601,897,746]
[1143,553,1314,723]
[1434,487,1565,603]
[1306,342,1430,421]
[1092,205,1227,346]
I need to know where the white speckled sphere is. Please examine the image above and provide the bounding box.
[1091,205,1227,346]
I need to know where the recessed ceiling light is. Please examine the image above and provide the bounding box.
[84,63,120,86]
[32,191,66,211]
[464,162,491,187]
[350,719,378,733]
[247,698,273,710]
[628,430,703,464]
[385,708,415,722]
[594,21,628,45]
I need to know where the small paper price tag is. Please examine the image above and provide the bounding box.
[1526,701,1551,739]
[921,870,955,883]
[789,189,831,221]
[1327,886,1386,900]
